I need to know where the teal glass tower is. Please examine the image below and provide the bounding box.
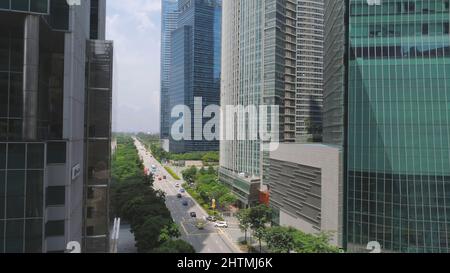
[324,0,450,252]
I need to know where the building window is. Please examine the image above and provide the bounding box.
[46,186,65,206]
[87,187,95,199]
[445,23,449,34]
[45,220,65,237]
[446,1,449,11]
[47,142,66,164]
[86,226,95,236]
[422,24,429,35]
[87,207,94,219]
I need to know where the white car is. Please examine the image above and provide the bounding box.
[175,183,180,188]
[214,221,228,228]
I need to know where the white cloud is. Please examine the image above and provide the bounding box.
[107,0,162,133]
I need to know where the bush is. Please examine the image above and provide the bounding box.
[165,166,181,180]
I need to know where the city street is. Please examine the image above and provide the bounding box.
[133,138,242,253]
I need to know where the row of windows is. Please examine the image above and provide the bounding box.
[351,0,449,16]
[0,0,49,14]
[0,142,66,170]
[350,45,450,59]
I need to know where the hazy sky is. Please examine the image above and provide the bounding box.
[106,0,162,133]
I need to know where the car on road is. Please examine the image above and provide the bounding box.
[177,193,182,199]
[206,216,217,222]
[182,200,189,206]
[214,221,228,228]
[175,183,180,188]
[196,220,206,230]
[180,189,185,193]
[190,212,197,218]
[163,175,167,179]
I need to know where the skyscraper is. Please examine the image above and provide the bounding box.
[167,0,222,153]
[324,0,450,253]
[0,0,113,253]
[160,0,179,152]
[296,0,324,142]
[220,0,265,207]
[220,0,306,207]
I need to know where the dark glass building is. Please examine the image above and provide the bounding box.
[167,0,222,153]
[160,0,179,151]
[324,0,450,252]
[0,0,112,253]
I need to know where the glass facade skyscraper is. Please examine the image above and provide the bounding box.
[221,0,311,207]
[0,0,112,253]
[296,0,325,142]
[160,0,179,151]
[324,0,450,253]
[167,0,222,153]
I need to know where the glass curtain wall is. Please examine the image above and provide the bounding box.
[347,0,450,253]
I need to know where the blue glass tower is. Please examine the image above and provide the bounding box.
[168,0,222,153]
[160,0,179,149]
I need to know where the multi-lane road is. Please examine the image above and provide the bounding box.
[133,138,241,253]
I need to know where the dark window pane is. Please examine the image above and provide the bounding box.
[89,61,112,89]
[25,219,42,253]
[9,73,23,118]
[86,226,94,236]
[11,0,28,11]
[0,73,8,118]
[47,142,66,164]
[88,90,111,138]
[0,220,4,253]
[26,171,43,217]
[6,171,25,219]
[0,170,4,195]
[0,33,8,71]
[30,0,49,13]
[0,144,5,169]
[7,144,25,169]
[5,220,23,253]
[87,140,110,185]
[0,119,6,140]
[27,144,44,169]
[45,220,64,237]
[48,0,69,30]
[0,0,9,9]
[10,36,23,72]
[8,119,23,140]
[0,171,4,219]
[85,187,108,236]
[46,186,65,207]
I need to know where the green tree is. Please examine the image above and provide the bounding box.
[207,165,216,175]
[202,152,219,164]
[151,240,196,253]
[291,231,340,253]
[263,226,295,253]
[248,205,272,252]
[218,193,237,209]
[182,166,198,184]
[236,209,251,243]
[134,216,172,252]
[159,223,181,244]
